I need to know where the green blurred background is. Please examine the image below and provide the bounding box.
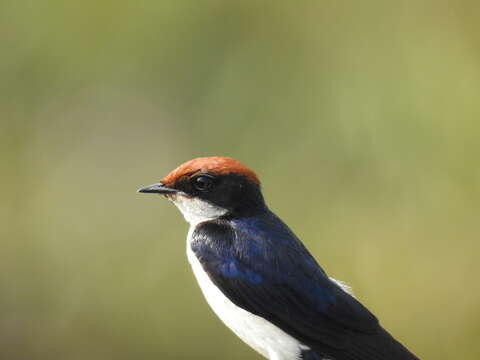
[2,1,479,359]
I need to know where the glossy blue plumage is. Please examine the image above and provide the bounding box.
[191,209,418,360]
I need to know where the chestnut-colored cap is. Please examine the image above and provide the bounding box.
[161,156,260,186]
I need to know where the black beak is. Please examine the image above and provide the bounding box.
[137,183,178,194]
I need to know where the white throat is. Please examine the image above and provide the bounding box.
[169,194,228,226]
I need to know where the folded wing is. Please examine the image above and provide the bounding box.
[191,213,418,360]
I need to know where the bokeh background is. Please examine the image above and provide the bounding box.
[2,1,480,359]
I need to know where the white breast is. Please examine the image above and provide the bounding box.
[186,226,307,360]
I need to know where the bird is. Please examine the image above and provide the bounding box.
[138,156,419,360]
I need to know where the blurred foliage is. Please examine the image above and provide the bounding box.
[1,1,480,359]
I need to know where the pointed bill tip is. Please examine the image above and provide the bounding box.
[137,183,178,194]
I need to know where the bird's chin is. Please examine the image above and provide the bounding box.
[163,193,191,204]
[163,193,176,201]
[167,194,228,226]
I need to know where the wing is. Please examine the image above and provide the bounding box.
[191,213,418,359]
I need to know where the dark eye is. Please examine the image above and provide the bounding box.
[192,175,214,191]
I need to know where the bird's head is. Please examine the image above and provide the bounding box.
[138,156,266,225]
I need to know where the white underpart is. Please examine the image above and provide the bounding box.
[169,193,228,225]
[170,194,352,360]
